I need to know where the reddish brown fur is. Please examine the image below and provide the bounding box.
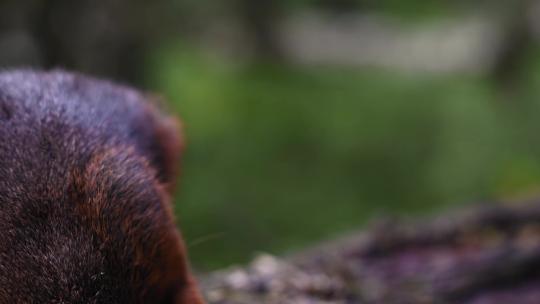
[0,70,204,303]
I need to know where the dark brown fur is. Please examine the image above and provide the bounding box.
[0,70,204,303]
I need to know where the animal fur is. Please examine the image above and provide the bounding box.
[0,70,204,303]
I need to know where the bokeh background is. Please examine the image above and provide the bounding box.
[3,0,540,271]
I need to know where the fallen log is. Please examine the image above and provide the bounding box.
[202,199,540,304]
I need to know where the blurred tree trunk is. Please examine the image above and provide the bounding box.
[30,0,149,84]
[33,0,67,69]
[237,0,284,61]
[0,0,182,85]
[316,0,364,13]
[491,0,536,90]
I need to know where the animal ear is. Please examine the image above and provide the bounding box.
[145,94,185,195]
[157,274,205,304]
[174,280,206,304]
[154,115,184,195]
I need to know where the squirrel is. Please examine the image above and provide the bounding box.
[0,70,205,303]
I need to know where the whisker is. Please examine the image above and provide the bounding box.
[188,232,227,248]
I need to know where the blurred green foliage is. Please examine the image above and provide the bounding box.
[147,45,540,270]
[0,0,537,274]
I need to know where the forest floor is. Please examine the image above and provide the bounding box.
[202,199,540,304]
